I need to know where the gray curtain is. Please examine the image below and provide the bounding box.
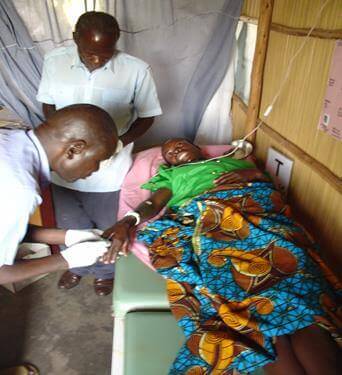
[6,0,243,138]
[181,0,243,140]
[0,0,43,127]
[115,0,242,145]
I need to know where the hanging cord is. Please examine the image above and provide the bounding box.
[167,0,331,168]
[223,0,331,158]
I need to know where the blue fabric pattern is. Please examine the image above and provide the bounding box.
[138,180,341,374]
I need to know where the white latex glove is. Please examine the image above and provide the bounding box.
[61,240,110,268]
[65,229,103,247]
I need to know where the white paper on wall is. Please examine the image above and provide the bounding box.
[266,148,293,196]
[318,39,342,141]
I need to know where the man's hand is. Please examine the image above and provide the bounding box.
[61,240,110,268]
[100,221,135,264]
[64,229,103,247]
[119,117,154,146]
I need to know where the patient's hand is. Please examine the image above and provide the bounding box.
[100,221,135,264]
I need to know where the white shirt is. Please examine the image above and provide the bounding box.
[0,129,50,266]
[37,46,162,192]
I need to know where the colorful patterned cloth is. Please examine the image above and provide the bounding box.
[138,169,341,374]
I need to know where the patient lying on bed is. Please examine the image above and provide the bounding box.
[102,138,341,375]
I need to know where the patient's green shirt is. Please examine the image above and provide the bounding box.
[141,157,255,207]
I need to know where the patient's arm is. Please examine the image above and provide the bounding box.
[214,168,269,186]
[42,103,56,119]
[101,187,172,264]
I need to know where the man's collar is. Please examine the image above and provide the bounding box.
[70,46,115,74]
[27,130,51,188]
[70,48,83,69]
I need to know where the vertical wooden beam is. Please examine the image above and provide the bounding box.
[245,0,274,142]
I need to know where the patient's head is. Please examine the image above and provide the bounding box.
[162,138,204,166]
[35,104,118,182]
[73,12,120,72]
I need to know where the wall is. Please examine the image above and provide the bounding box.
[29,208,42,226]
[233,0,342,270]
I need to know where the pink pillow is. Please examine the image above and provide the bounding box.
[119,145,234,269]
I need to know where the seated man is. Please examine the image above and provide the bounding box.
[0,104,117,285]
[101,138,340,375]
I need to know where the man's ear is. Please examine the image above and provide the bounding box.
[65,140,87,159]
[73,31,78,44]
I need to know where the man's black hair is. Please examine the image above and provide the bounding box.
[75,11,120,39]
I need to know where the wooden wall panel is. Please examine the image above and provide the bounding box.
[233,1,342,270]
[271,0,342,29]
[232,97,342,271]
[242,0,260,19]
[254,129,342,269]
[29,207,42,226]
[260,32,340,175]
[232,95,250,140]
[243,0,342,29]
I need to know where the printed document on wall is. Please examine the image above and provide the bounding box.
[318,39,342,141]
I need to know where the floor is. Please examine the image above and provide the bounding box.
[0,272,113,375]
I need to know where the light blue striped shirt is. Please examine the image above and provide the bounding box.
[0,129,50,266]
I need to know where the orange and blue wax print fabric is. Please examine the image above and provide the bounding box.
[138,167,341,374]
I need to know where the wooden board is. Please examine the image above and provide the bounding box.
[232,96,342,271]
[261,32,341,175]
[243,0,342,30]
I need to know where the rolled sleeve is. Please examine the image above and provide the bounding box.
[134,66,162,118]
[0,189,36,267]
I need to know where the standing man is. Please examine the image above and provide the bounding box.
[36,11,162,295]
[0,104,118,285]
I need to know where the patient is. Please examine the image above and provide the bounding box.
[102,138,341,375]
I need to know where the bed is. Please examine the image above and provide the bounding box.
[111,144,263,375]
[110,144,339,375]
